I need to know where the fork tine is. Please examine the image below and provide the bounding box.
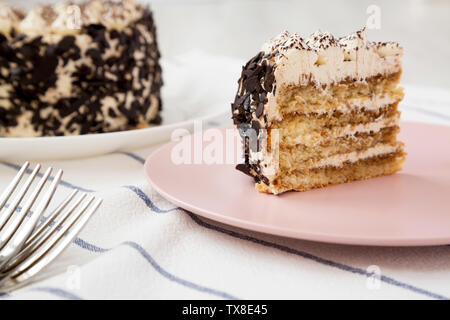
[3,192,86,272]
[26,193,87,251]
[0,162,30,211]
[0,167,52,255]
[27,189,79,246]
[5,198,102,285]
[0,164,40,233]
[0,169,62,267]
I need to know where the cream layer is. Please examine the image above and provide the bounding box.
[276,114,400,146]
[267,92,401,122]
[309,143,401,169]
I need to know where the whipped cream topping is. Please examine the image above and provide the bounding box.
[0,3,25,34]
[19,5,56,34]
[293,114,400,146]
[263,29,402,87]
[50,0,143,33]
[2,0,144,35]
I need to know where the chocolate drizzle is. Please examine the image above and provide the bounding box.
[0,6,162,136]
[231,51,276,185]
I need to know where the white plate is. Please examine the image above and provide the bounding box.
[0,51,242,161]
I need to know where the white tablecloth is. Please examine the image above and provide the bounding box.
[1,53,450,300]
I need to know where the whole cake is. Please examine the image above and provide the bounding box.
[232,29,405,194]
[0,0,162,137]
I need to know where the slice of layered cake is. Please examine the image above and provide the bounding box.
[0,0,162,137]
[232,29,405,194]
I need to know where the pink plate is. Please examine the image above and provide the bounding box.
[145,122,450,246]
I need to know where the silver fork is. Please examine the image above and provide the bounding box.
[0,162,102,292]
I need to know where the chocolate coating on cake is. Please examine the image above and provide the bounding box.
[231,51,275,184]
[0,0,162,137]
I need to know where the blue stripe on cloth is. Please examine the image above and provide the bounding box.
[123,185,178,213]
[73,237,109,253]
[30,287,83,300]
[125,184,449,300]
[0,161,95,193]
[119,152,146,165]
[71,238,238,299]
[122,241,238,299]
